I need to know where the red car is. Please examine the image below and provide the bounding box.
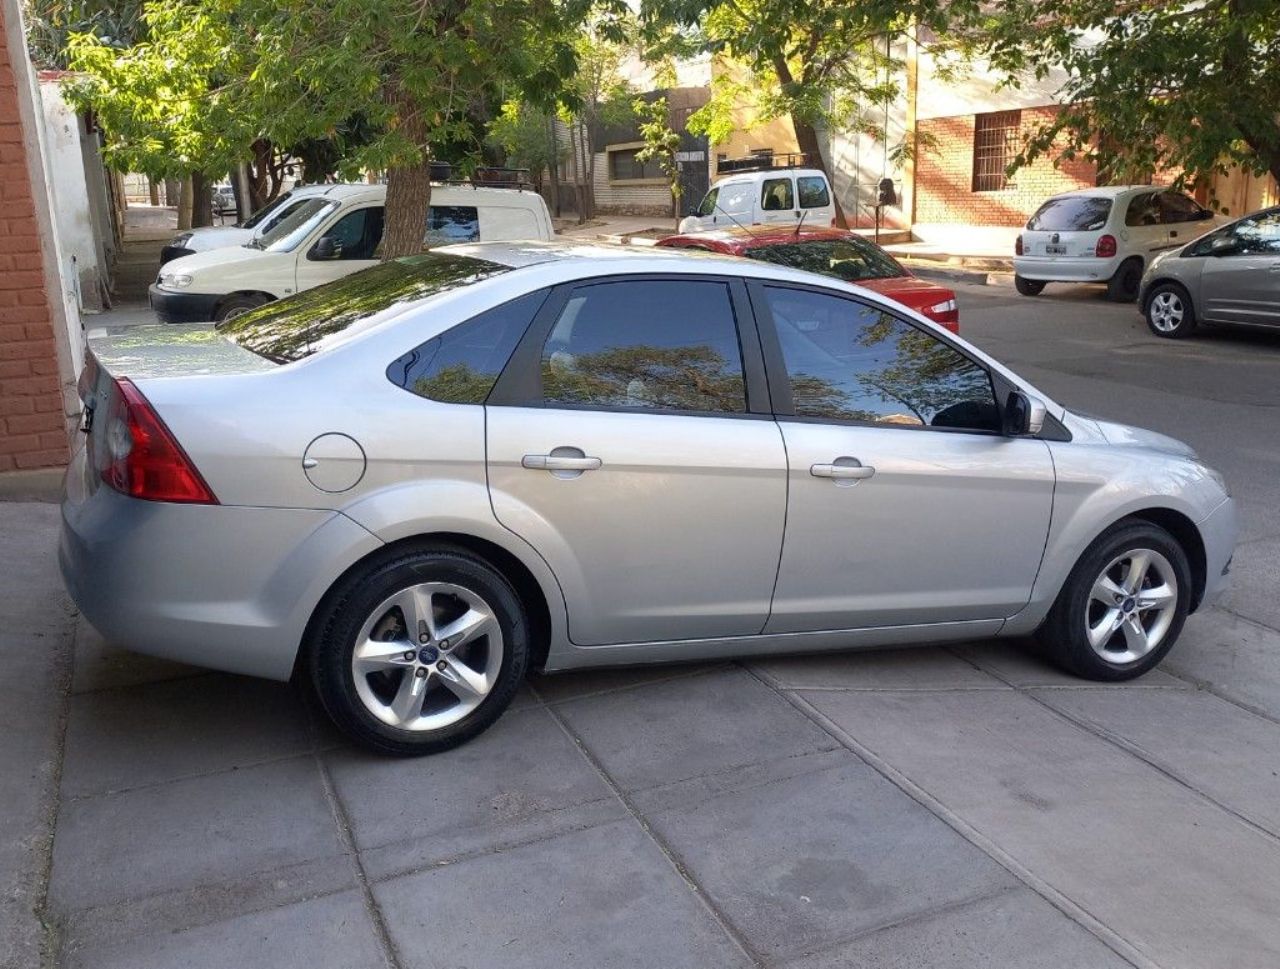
[656,227,960,331]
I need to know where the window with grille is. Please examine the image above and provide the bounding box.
[971,110,1021,192]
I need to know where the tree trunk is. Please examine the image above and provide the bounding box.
[177,175,193,229]
[190,171,213,227]
[147,177,160,206]
[792,118,848,228]
[547,117,561,218]
[383,162,432,258]
[163,177,178,206]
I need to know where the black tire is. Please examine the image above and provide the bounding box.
[1144,282,1197,339]
[1106,258,1144,302]
[214,293,270,322]
[1014,275,1045,296]
[309,544,529,756]
[1038,520,1192,681]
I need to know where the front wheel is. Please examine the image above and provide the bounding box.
[309,545,529,755]
[1038,521,1191,681]
[214,293,270,322]
[1015,275,1045,296]
[1145,283,1197,338]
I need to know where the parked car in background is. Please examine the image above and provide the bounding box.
[211,184,238,216]
[149,181,554,322]
[161,184,331,265]
[1140,206,1280,338]
[658,226,960,331]
[1014,186,1221,302]
[64,242,1234,755]
[678,155,836,233]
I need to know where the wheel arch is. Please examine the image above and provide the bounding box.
[1122,508,1207,612]
[215,290,277,317]
[1140,276,1191,315]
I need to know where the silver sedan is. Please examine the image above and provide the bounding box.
[61,242,1236,755]
[1141,205,1280,338]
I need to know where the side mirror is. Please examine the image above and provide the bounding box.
[1207,234,1239,257]
[311,236,337,261]
[1004,391,1046,436]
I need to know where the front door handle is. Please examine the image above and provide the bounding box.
[522,453,602,472]
[811,459,875,481]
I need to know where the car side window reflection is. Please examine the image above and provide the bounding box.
[539,280,747,413]
[765,287,1000,431]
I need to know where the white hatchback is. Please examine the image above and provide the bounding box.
[1014,186,1220,302]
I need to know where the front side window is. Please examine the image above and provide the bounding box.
[761,178,794,211]
[696,187,720,217]
[257,198,338,252]
[540,280,746,413]
[797,176,831,209]
[748,238,904,282]
[1217,211,1280,255]
[425,205,480,247]
[765,287,999,431]
[318,207,385,260]
[1157,192,1208,224]
[388,289,548,403]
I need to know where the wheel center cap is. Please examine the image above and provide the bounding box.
[1122,596,1137,614]
[417,644,439,664]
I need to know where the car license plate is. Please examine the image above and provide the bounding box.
[1045,244,1067,255]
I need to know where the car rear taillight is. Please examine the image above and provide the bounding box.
[925,298,960,333]
[1015,234,1023,256]
[1095,234,1117,258]
[101,378,218,504]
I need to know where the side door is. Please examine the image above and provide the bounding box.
[1199,210,1280,326]
[485,275,788,646]
[1157,191,1217,251]
[797,174,834,226]
[758,175,798,225]
[294,205,385,293]
[752,283,1056,632]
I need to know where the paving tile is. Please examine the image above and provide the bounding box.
[328,705,621,880]
[62,673,313,797]
[375,819,751,969]
[786,887,1129,969]
[555,667,839,793]
[749,646,1006,691]
[952,640,1185,688]
[530,661,726,703]
[645,761,1016,961]
[1164,608,1280,721]
[802,689,1280,969]
[1032,686,1280,836]
[71,620,204,694]
[50,756,345,914]
[63,889,385,969]
[1220,537,1280,633]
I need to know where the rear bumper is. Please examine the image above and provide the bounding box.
[148,285,221,323]
[1196,496,1237,610]
[1014,255,1122,283]
[58,448,383,680]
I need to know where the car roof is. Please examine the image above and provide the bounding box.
[1043,185,1175,201]
[300,182,546,206]
[715,167,827,184]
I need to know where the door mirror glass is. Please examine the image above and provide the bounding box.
[1003,391,1046,436]
[311,236,338,260]
[1207,233,1242,257]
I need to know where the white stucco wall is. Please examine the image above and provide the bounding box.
[915,53,1067,122]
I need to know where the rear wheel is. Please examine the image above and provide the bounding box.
[1038,521,1191,680]
[214,293,270,322]
[1014,275,1045,296]
[309,545,528,755]
[1145,283,1197,338]
[1106,258,1144,302]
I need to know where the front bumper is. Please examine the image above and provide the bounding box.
[58,449,383,680]
[1014,255,1122,284]
[1196,496,1237,610]
[148,285,222,323]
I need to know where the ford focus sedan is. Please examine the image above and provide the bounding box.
[61,242,1236,755]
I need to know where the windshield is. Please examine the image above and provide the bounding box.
[217,252,511,362]
[1027,196,1113,232]
[241,191,294,230]
[252,198,338,252]
[747,238,905,281]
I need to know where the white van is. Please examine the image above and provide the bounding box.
[678,162,835,234]
[149,182,554,322]
[160,183,331,265]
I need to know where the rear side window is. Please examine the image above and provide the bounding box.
[761,178,794,211]
[540,279,746,414]
[1027,197,1112,232]
[797,176,831,209]
[388,289,548,403]
[425,206,480,246]
[1124,193,1160,227]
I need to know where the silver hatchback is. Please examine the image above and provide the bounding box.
[61,243,1236,754]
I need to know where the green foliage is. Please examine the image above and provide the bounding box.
[24,0,145,69]
[487,100,563,179]
[633,95,683,213]
[985,0,1280,187]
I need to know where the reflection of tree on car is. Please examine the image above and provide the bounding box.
[543,344,745,413]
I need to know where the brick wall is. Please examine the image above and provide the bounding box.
[0,3,69,472]
[915,106,1098,227]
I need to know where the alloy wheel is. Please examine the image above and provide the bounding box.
[350,581,504,731]
[1148,291,1184,333]
[1084,548,1179,665]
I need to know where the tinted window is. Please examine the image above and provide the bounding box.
[761,178,794,211]
[242,190,294,230]
[258,198,338,252]
[540,280,746,413]
[425,206,480,247]
[318,207,385,260]
[1210,211,1280,255]
[696,187,720,217]
[1124,193,1160,227]
[388,290,547,403]
[1158,192,1207,224]
[219,253,510,362]
[797,176,831,209]
[1027,196,1112,232]
[748,238,904,282]
[765,287,998,431]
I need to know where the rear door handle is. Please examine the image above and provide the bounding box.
[811,461,875,480]
[522,454,602,471]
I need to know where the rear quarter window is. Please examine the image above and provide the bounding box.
[797,176,831,209]
[1026,197,1113,232]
